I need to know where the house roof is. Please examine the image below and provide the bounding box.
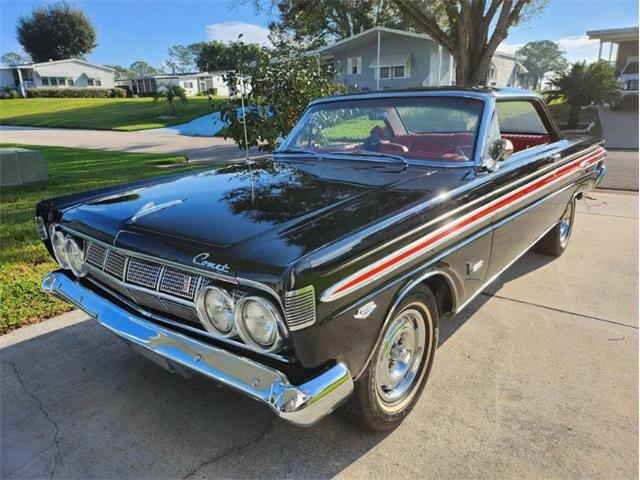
[121,71,228,81]
[313,26,524,67]
[313,27,433,56]
[587,26,639,43]
[1,58,114,72]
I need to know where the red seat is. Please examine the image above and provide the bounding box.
[502,133,550,153]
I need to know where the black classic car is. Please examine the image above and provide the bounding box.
[38,88,606,431]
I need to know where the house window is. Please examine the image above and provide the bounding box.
[88,78,102,87]
[42,78,49,86]
[65,78,74,86]
[374,61,410,79]
[184,81,193,88]
[487,64,497,80]
[347,57,362,75]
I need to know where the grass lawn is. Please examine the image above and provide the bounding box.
[547,101,603,138]
[0,97,229,131]
[0,144,215,334]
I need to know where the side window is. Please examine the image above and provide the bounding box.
[496,100,550,135]
[496,100,553,154]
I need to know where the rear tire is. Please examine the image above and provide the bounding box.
[534,199,575,257]
[344,287,439,432]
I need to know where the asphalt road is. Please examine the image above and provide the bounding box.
[1,191,638,480]
[598,149,639,191]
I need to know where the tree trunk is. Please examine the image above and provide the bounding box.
[567,102,581,129]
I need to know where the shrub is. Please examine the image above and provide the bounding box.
[0,87,19,99]
[111,87,127,98]
[27,87,115,98]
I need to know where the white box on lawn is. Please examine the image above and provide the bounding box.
[0,148,47,187]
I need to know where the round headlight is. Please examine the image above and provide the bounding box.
[196,287,236,337]
[235,296,286,352]
[50,227,70,270]
[64,238,87,277]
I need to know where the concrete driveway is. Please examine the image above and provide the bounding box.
[598,105,639,150]
[1,191,637,480]
[0,125,262,163]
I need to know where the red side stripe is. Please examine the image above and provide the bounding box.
[329,150,604,297]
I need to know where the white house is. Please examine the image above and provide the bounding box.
[0,58,115,97]
[116,72,231,97]
[313,27,528,90]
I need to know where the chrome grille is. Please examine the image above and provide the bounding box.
[128,289,166,312]
[86,242,107,268]
[160,267,198,299]
[127,258,162,289]
[104,250,127,279]
[284,286,316,331]
[161,299,199,323]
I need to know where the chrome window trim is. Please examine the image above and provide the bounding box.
[86,277,294,363]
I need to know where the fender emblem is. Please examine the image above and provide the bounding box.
[193,253,231,274]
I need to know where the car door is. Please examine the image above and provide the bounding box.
[485,98,576,278]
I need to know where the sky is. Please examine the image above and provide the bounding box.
[0,0,637,67]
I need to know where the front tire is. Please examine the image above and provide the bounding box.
[344,287,439,432]
[534,198,576,256]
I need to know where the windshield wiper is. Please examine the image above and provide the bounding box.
[328,149,408,167]
[274,147,319,157]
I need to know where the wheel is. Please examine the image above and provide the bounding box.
[344,287,438,431]
[534,199,576,256]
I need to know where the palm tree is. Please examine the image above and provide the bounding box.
[153,82,187,116]
[546,61,621,129]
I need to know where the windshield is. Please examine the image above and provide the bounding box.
[623,61,638,74]
[278,96,484,163]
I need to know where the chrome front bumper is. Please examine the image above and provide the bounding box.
[42,271,353,426]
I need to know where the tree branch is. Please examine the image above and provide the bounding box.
[390,0,455,53]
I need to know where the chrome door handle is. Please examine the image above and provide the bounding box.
[544,153,562,163]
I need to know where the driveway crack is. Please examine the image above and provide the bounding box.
[3,360,62,478]
[182,416,273,479]
[480,293,638,330]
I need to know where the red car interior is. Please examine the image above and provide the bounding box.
[374,126,551,161]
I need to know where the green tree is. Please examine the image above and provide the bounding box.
[105,64,135,79]
[267,0,406,50]
[166,43,206,73]
[516,40,567,89]
[220,52,346,152]
[389,0,548,85]
[546,61,621,129]
[0,52,28,66]
[196,41,264,72]
[129,61,161,77]
[153,83,188,115]
[17,2,97,62]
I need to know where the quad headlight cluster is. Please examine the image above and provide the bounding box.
[49,225,87,278]
[195,286,287,353]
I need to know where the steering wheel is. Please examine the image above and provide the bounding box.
[410,136,468,160]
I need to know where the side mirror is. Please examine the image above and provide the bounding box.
[488,138,514,162]
[275,136,285,147]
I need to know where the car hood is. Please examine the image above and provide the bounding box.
[61,157,443,266]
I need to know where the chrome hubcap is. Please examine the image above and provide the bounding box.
[559,204,573,247]
[375,308,426,410]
